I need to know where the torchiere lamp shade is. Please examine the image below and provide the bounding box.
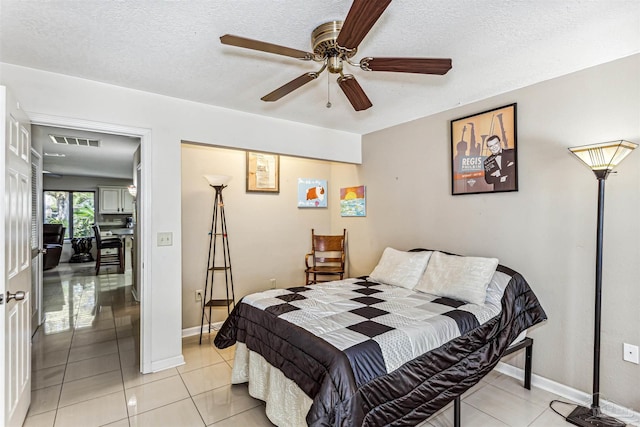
[203,174,232,187]
[569,140,638,177]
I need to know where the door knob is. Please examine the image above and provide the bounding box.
[6,291,25,302]
[39,248,47,254]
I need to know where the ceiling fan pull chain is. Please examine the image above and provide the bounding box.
[326,71,332,108]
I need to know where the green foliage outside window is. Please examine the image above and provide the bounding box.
[44,191,95,239]
[73,192,95,237]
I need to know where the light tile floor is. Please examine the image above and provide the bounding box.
[25,262,602,427]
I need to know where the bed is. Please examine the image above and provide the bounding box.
[214,249,547,426]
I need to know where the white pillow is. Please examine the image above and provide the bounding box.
[414,251,499,305]
[369,248,432,289]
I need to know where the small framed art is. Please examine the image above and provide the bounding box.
[246,151,279,193]
[298,178,327,208]
[340,185,366,217]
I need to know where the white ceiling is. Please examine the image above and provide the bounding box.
[33,125,139,179]
[1,0,639,136]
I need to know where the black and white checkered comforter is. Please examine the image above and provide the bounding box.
[215,264,547,426]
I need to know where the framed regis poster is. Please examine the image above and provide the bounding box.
[450,103,518,195]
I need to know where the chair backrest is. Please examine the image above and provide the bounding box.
[310,228,346,268]
[43,223,65,245]
[92,224,103,248]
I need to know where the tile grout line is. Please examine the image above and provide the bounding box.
[463,382,550,427]
[104,267,133,427]
[176,360,208,426]
[51,273,84,427]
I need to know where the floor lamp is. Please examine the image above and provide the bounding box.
[567,140,637,427]
[199,174,236,345]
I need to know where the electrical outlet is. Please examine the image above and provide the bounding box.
[157,232,173,246]
[195,289,203,302]
[270,278,276,289]
[623,343,639,364]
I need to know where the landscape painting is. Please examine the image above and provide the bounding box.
[340,185,366,217]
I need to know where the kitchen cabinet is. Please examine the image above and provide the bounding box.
[99,186,134,214]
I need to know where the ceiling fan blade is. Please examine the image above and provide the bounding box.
[361,57,452,75]
[220,34,314,60]
[336,0,392,50]
[261,73,319,102]
[338,75,372,111]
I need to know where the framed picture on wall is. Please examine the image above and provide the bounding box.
[450,103,518,195]
[298,178,327,208]
[340,185,366,217]
[246,151,279,193]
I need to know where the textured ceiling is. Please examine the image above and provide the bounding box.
[1,0,639,135]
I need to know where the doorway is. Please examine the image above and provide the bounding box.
[28,113,152,373]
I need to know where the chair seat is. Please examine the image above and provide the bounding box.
[100,238,123,249]
[306,266,344,274]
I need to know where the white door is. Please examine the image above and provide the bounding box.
[31,149,43,332]
[1,86,32,427]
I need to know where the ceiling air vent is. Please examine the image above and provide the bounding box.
[49,134,100,147]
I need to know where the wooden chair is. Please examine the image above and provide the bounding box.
[305,229,346,285]
[92,224,124,275]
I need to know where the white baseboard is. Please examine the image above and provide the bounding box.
[182,326,201,337]
[150,354,185,373]
[495,362,640,425]
[182,322,224,338]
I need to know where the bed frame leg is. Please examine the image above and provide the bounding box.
[524,339,532,390]
[503,337,534,390]
[449,338,532,427]
[454,396,461,427]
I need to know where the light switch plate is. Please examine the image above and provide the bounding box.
[157,232,173,246]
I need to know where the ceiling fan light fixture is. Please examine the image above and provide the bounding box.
[327,56,343,74]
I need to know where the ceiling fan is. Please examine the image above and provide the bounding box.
[220,0,452,111]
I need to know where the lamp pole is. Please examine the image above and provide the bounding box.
[591,173,606,413]
[567,171,625,426]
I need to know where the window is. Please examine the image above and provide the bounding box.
[44,191,95,239]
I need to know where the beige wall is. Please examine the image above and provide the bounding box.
[181,143,338,328]
[331,54,640,409]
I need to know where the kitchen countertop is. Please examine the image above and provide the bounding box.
[110,228,134,236]
[97,222,126,228]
